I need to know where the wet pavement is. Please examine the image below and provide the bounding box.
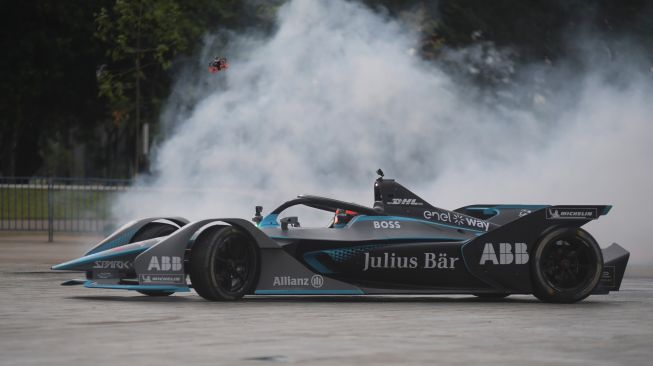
[1,234,652,365]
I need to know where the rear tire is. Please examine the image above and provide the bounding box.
[531,227,603,303]
[189,226,259,301]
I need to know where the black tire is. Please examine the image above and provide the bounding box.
[131,222,180,297]
[137,290,174,297]
[473,293,509,299]
[531,227,603,303]
[130,222,178,243]
[189,226,259,301]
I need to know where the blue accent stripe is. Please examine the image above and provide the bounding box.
[464,205,549,217]
[383,236,465,242]
[254,289,364,295]
[269,235,466,241]
[484,208,500,216]
[303,243,394,274]
[303,253,336,274]
[465,205,548,212]
[602,205,612,215]
[321,244,388,263]
[87,228,138,254]
[259,214,279,228]
[84,281,190,292]
[353,215,487,233]
[490,205,548,209]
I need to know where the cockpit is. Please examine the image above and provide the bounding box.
[254,195,381,230]
[329,209,359,228]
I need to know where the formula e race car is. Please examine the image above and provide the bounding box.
[52,171,629,303]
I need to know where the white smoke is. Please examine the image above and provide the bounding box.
[114,0,653,263]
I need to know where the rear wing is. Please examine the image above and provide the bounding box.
[456,204,611,226]
[461,205,624,293]
[593,243,629,293]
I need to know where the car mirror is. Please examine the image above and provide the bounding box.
[280,216,300,230]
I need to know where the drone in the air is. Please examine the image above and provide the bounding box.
[208,57,229,74]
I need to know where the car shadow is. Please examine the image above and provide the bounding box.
[240,295,610,305]
[67,294,613,307]
[67,295,202,303]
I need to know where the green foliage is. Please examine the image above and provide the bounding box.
[0,186,118,220]
[95,0,200,119]
[92,0,243,175]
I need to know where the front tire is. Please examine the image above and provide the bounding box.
[189,227,259,301]
[531,227,603,303]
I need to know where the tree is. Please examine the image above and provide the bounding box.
[0,1,109,177]
[95,0,202,176]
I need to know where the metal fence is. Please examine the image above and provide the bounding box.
[0,177,132,241]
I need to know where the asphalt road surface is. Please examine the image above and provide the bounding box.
[1,233,652,365]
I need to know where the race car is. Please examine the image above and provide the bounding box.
[52,171,629,303]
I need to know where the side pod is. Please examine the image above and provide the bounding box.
[133,219,280,289]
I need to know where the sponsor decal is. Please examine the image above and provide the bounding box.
[310,275,324,288]
[147,256,182,271]
[93,260,132,270]
[386,198,423,206]
[139,274,185,284]
[546,208,598,220]
[95,272,115,279]
[363,252,459,271]
[600,266,615,287]
[480,243,529,265]
[272,275,324,288]
[453,214,465,225]
[423,210,490,231]
[518,209,531,217]
[372,220,401,229]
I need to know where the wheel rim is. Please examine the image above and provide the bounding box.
[540,235,598,292]
[213,233,254,295]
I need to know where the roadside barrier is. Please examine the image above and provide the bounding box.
[0,177,131,241]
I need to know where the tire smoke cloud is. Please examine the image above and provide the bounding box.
[113,0,653,263]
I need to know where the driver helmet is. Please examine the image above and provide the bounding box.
[333,209,358,228]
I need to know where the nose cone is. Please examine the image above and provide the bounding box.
[51,241,153,271]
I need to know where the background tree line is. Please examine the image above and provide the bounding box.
[1,0,650,179]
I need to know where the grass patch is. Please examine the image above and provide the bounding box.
[0,187,122,220]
